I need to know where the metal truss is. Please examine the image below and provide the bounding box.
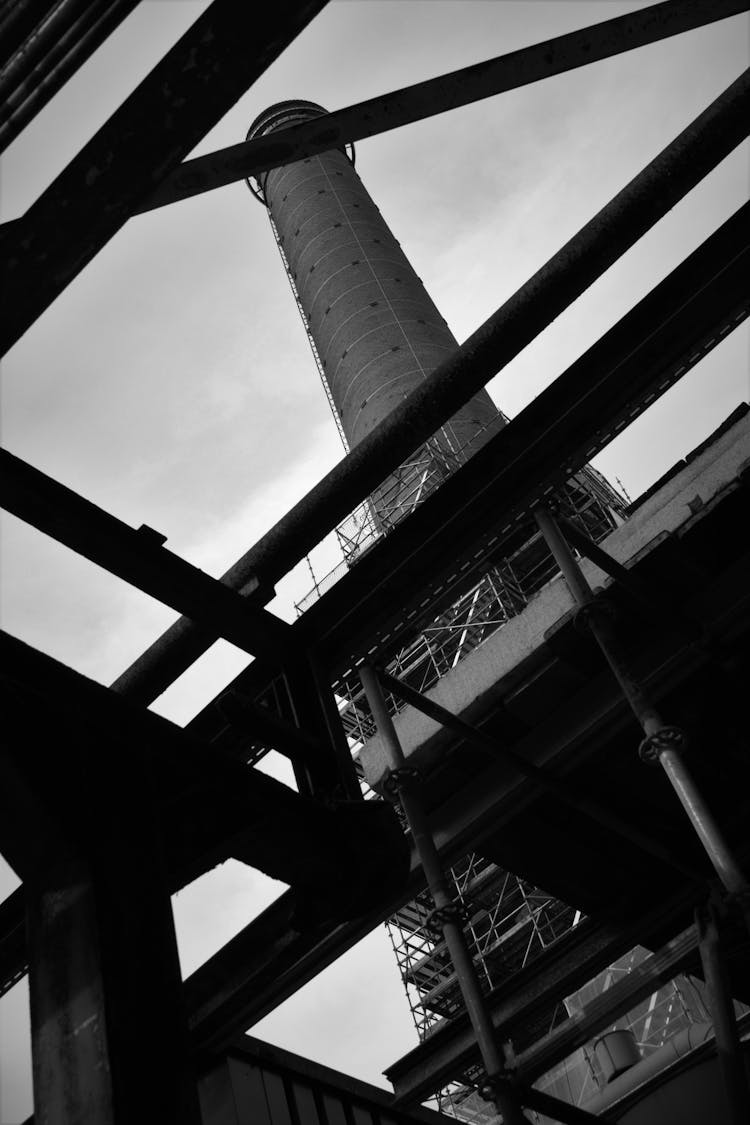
[326,466,624,752]
[2,3,750,1123]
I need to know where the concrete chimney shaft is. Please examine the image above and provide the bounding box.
[248,101,505,492]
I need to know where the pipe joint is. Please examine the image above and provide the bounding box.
[638,725,688,765]
[573,596,617,633]
[477,1072,518,1103]
[382,764,421,800]
[425,900,469,937]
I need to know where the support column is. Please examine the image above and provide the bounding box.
[359,664,527,1125]
[27,856,116,1125]
[25,759,201,1125]
[533,506,750,933]
[697,903,750,1125]
[284,649,361,801]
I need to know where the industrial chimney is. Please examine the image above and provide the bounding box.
[246,100,506,530]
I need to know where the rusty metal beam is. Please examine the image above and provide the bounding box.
[379,670,701,880]
[0,0,326,355]
[27,816,200,1123]
[0,629,408,901]
[0,0,59,68]
[114,170,750,707]
[0,0,141,156]
[0,447,292,663]
[141,0,750,214]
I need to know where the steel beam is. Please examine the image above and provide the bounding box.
[141,0,750,213]
[281,651,362,800]
[535,505,750,927]
[290,201,750,679]
[173,481,750,1054]
[26,817,200,1123]
[113,88,750,705]
[0,0,326,355]
[516,925,699,1085]
[0,448,292,663]
[0,0,141,156]
[0,0,60,68]
[379,670,701,880]
[0,630,408,901]
[384,904,698,1104]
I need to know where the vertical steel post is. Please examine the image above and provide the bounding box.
[533,506,750,930]
[359,664,527,1125]
[283,650,361,801]
[25,768,201,1124]
[696,904,750,1125]
[27,856,117,1125]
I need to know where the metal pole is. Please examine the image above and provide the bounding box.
[696,903,750,1125]
[359,664,527,1125]
[380,670,700,881]
[533,506,750,930]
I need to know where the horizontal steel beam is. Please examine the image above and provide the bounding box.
[0,447,293,663]
[113,75,750,705]
[141,0,750,213]
[0,629,408,899]
[385,909,699,1105]
[379,672,700,880]
[0,0,326,355]
[517,925,699,1084]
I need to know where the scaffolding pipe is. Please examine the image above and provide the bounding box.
[380,670,701,881]
[359,665,527,1125]
[111,66,750,705]
[696,903,750,1125]
[533,506,750,933]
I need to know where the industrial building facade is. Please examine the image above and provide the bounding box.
[1,3,749,1125]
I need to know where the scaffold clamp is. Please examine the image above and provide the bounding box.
[477,1071,518,1103]
[638,725,688,764]
[382,765,421,799]
[573,596,617,633]
[424,900,468,937]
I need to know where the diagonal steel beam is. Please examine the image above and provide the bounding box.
[0,448,292,663]
[0,0,142,156]
[0,0,326,356]
[378,671,701,880]
[112,79,750,705]
[140,0,750,214]
[0,629,408,897]
[386,919,699,1105]
[516,926,699,1085]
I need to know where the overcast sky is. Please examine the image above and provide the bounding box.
[1,1,748,1119]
